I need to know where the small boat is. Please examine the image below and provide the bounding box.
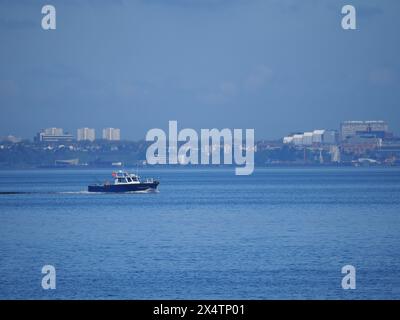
[88,170,159,193]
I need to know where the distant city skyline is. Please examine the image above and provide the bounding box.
[1,0,400,140]
[32,126,122,142]
[2,118,394,143]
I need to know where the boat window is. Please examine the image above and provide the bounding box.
[127,178,132,182]
[117,178,125,183]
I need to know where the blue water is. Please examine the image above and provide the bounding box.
[0,167,399,299]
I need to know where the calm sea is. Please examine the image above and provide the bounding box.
[0,167,399,299]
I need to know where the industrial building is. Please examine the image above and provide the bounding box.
[340,120,389,140]
[35,128,74,142]
[283,130,337,146]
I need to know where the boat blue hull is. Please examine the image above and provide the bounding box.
[88,181,159,193]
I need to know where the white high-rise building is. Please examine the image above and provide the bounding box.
[45,127,63,136]
[102,128,121,141]
[77,128,95,142]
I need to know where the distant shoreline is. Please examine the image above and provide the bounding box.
[1,164,399,171]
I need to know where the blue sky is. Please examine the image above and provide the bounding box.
[0,0,399,140]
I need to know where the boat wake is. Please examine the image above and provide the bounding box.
[0,191,79,195]
[125,189,159,194]
[57,191,92,194]
[0,191,34,195]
